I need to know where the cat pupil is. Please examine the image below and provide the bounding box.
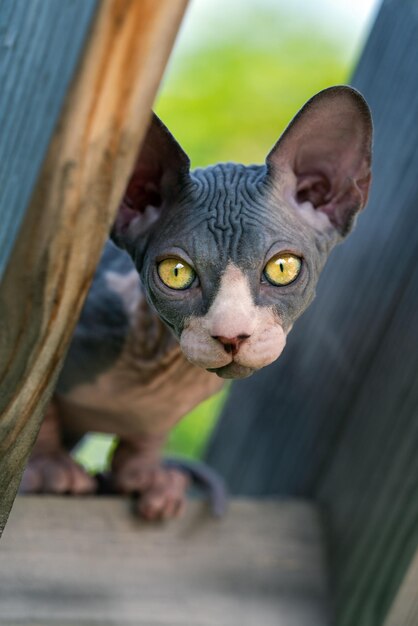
[280,262,284,272]
[174,267,179,277]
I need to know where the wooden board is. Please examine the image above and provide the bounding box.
[206,1,418,624]
[0,497,329,626]
[0,0,97,281]
[0,0,188,536]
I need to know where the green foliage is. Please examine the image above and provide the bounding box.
[165,387,228,459]
[156,8,351,168]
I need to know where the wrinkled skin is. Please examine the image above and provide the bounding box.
[22,86,372,519]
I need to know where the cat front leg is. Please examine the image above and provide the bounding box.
[20,399,96,495]
[111,435,190,521]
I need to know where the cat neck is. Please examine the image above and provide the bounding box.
[117,279,186,383]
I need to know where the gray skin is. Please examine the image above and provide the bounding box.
[131,163,334,344]
[22,86,373,521]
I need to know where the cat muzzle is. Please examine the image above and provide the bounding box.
[180,322,287,379]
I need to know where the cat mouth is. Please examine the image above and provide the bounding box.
[207,363,255,379]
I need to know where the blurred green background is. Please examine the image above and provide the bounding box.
[76,0,378,471]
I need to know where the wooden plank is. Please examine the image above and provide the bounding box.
[0,0,188,536]
[0,497,330,626]
[317,259,418,626]
[0,0,98,281]
[315,2,418,623]
[206,1,418,624]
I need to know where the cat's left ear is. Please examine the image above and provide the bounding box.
[112,112,190,252]
[266,86,372,236]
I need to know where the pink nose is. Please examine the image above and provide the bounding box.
[212,334,250,356]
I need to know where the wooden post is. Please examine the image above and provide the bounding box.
[0,0,188,535]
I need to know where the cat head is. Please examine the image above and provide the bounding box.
[112,86,372,379]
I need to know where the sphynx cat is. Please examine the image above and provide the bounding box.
[21,86,372,520]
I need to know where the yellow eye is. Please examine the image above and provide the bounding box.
[157,258,196,290]
[264,253,302,286]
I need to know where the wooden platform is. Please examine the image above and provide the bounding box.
[0,497,329,626]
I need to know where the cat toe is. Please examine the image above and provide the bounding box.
[20,452,96,495]
[142,468,189,520]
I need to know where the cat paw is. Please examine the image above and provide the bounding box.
[20,451,97,495]
[113,462,190,521]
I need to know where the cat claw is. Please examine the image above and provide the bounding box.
[20,451,97,495]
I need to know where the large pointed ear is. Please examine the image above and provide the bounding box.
[112,112,190,251]
[266,86,372,236]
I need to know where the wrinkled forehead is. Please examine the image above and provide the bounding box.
[151,163,313,270]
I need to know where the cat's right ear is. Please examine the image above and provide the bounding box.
[111,112,190,254]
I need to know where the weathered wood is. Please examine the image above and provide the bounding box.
[0,0,98,281]
[0,0,188,535]
[207,1,418,624]
[0,497,330,626]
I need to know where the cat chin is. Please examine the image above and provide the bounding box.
[207,363,255,380]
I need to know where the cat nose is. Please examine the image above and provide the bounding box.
[212,334,251,356]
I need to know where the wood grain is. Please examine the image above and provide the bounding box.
[0,497,330,626]
[0,0,98,282]
[0,0,188,535]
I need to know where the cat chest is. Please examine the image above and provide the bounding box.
[57,358,223,438]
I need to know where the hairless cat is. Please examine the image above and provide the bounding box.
[21,86,372,520]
